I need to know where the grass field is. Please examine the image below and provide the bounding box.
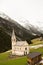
[0,38,43,65]
[30,47,43,56]
[30,42,43,46]
[0,52,27,65]
[31,38,43,45]
[0,47,43,65]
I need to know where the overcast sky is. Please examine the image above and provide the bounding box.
[0,0,43,28]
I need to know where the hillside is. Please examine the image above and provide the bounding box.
[31,37,43,44]
[0,27,11,53]
[0,52,27,65]
[0,15,41,41]
[0,17,39,43]
[0,47,43,65]
[0,13,43,53]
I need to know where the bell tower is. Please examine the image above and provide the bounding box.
[11,29,16,55]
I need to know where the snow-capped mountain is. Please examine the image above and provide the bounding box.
[15,17,43,34]
[15,17,42,35]
[0,12,43,33]
[0,12,43,32]
[0,12,10,20]
[0,12,43,41]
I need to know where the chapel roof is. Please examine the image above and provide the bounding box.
[15,41,28,46]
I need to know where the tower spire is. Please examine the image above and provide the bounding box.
[11,29,16,42]
[11,29,16,55]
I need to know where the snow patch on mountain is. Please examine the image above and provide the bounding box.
[0,12,11,21]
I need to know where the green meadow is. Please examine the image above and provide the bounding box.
[0,47,43,65]
[0,52,27,65]
[30,47,43,56]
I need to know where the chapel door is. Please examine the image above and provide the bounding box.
[24,47,27,55]
[24,51,27,55]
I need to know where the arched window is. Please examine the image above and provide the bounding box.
[25,48,27,50]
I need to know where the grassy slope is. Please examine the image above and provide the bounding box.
[30,38,43,54]
[0,36,43,65]
[0,52,27,65]
[0,47,43,65]
[30,47,43,56]
[30,38,43,46]
[30,42,43,46]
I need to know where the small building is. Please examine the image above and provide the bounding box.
[27,52,42,65]
[11,29,29,56]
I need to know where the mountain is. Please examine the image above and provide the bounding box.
[0,12,43,41]
[15,17,42,35]
[0,12,43,53]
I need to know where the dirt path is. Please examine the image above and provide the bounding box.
[30,44,43,49]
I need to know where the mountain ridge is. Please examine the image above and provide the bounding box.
[0,12,43,41]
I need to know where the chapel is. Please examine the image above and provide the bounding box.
[11,29,29,56]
